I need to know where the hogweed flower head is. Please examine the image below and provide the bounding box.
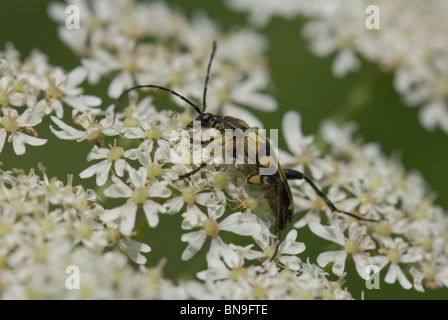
[1,0,447,299]
[225,0,448,134]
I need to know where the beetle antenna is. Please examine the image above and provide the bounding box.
[113,85,201,122]
[202,41,217,114]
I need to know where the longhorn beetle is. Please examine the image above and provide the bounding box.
[113,41,379,260]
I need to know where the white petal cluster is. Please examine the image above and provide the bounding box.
[0,43,101,155]
[225,0,448,133]
[1,0,447,299]
[280,114,448,292]
[48,0,276,127]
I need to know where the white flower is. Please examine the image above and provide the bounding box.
[380,237,423,290]
[418,100,448,132]
[274,230,306,267]
[49,109,114,145]
[410,260,448,293]
[79,142,130,186]
[196,237,258,282]
[0,76,27,108]
[0,107,47,155]
[118,237,151,265]
[47,0,120,55]
[279,110,333,180]
[331,48,361,78]
[34,66,102,118]
[2,0,447,299]
[253,229,305,270]
[180,206,261,261]
[310,220,381,279]
[101,167,171,235]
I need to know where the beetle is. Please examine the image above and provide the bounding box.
[113,41,379,260]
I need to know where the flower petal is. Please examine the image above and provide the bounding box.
[282,110,303,156]
[219,212,261,236]
[104,176,133,198]
[279,230,306,255]
[108,71,133,98]
[119,203,138,236]
[118,238,151,265]
[317,250,347,276]
[385,264,412,290]
[79,160,111,186]
[0,129,7,153]
[181,231,207,261]
[66,66,87,88]
[308,220,345,245]
[143,200,166,228]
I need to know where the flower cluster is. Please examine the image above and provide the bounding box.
[0,0,355,300]
[279,112,448,291]
[0,166,153,299]
[48,0,277,128]
[0,166,350,299]
[1,0,447,300]
[225,0,448,133]
[0,42,101,156]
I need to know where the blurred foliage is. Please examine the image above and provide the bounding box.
[0,0,447,299]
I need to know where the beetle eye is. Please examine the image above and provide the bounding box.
[202,113,212,122]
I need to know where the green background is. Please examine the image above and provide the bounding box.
[0,0,447,300]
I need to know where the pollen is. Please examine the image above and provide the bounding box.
[344,239,359,255]
[182,186,196,205]
[297,152,313,165]
[214,171,228,189]
[0,92,10,107]
[34,243,48,262]
[41,218,55,232]
[107,145,124,161]
[419,235,433,252]
[122,60,136,73]
[298,289,314,300]
[1,114,18,133]
[251,285,268,300]
[0,222,13,236]
[246,196,259,211]
[263,244,280,260]
[106,228,120,243]
[376,221,392,237]
[46,86,63,100]
[146,163,162,179]
[44,182,58,196]
[203,217,219,236]
[386,248,401,264]
[123,116,139,127]
[229,266,248,281]
[76,223,92,239]
[87,122,102,140]
[145,126,162,140]
[358,192,374,205]
[131,186,149,205]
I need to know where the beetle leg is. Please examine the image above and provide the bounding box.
[189,135,215,146]
[175,132,231,182]
[283,168,381,222]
